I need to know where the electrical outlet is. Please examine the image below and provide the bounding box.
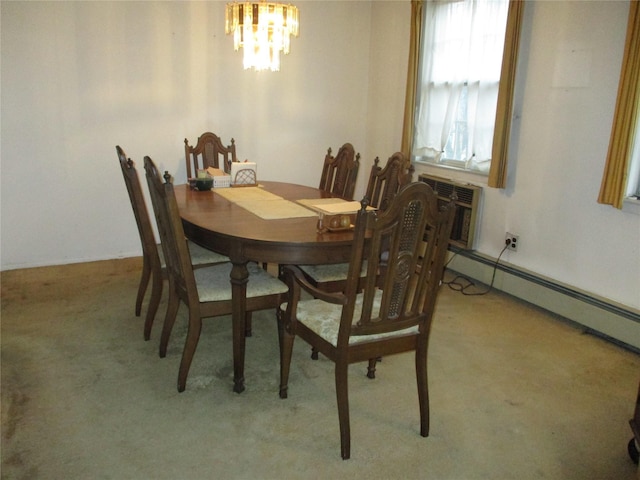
[505,232,519,252]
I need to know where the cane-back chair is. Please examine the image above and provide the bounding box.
[184,131,237,178]
[365,152,415,211]
[318,143,360,200]
[116,146,228,340]
[143,156,288,392]
[278,181,456,459]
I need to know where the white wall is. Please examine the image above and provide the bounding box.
[2,1,639,314]
[0,0,375,267]
[486,0,640,309]
[362,0,411,200]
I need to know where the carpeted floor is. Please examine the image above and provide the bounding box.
[2,258,639,479]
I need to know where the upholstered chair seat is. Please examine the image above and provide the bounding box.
[296,261,367,285]
[284,289,419,347]
[194,262,287,302]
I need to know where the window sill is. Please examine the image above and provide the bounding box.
[412,160,489,188]
[413,159,489,175]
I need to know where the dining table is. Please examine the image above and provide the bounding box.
[175,181,359,393]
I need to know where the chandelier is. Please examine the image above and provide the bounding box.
[225,1,299,72]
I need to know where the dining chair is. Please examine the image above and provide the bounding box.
[300,152,415,292]
[184,131,237,179]
[278,181,456,459]
[143,156,288,393]
[117,146,229,341]
[318,143,360,200]
[261,142,359,279]
[365,152,415,211]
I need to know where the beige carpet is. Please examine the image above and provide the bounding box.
[2,258,639,479]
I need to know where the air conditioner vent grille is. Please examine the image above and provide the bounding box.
[456,186,475,205]
[418,173,482,250]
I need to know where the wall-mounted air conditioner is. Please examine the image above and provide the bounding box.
[418,173,482,250]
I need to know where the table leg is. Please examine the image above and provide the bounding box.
[230,259,249,393]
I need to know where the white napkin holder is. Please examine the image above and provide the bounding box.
[230,161,258,187]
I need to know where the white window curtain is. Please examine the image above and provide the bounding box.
[628,128,640,197]
[414,0,509,173]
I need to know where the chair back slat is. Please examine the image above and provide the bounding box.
[184,132,237,178]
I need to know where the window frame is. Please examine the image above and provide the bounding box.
[413,0,509,174]
[401,0,525,189]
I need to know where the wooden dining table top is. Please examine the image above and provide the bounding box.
[175,181,357,266]
[174,180,360,393]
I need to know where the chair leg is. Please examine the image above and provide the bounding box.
[143,267,163,341]
[366,358,377,379]
[159,287,180,358]
[416,343,430,437]
[177,311,203,393]
[335,361,351,460]
[366,356,383,379]
[311,347,319,360]
[245,312,253,337]
[276,308,284,362]
[279,326,295,399]
[135,257,152,317]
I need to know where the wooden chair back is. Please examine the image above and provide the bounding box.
[184,132,237,178]
[342,181,455,344]
[117,146,160,266]
[144,156,198,305]
[318,143,360,200]
[365,152,415,211]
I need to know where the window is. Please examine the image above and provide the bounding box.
[628,121,640,200]
[598,0,640,209]
[413,0,510,175]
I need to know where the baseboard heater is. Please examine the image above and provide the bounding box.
[418,173,482,250]
[447,247,640,352]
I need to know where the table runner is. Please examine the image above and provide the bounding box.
[214,186,317,220]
